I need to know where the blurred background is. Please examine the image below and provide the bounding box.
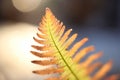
[0,0,120,80]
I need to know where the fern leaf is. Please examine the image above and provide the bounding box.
[31,8,120,80]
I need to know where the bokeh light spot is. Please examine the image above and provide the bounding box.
[12,0,41,12]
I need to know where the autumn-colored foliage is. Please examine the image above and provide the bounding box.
[31,8,119,80]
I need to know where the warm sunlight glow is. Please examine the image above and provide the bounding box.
[0,23,51,80]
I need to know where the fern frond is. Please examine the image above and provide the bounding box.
[31,8,120,80]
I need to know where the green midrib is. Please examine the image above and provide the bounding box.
[47,23,79,80]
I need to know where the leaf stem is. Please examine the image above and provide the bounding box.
[48,23,79,80]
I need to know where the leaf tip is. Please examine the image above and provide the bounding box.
[32,70,37,73]
[84,37,89,42]
[46,7,50,11]
[45,7,52,14]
